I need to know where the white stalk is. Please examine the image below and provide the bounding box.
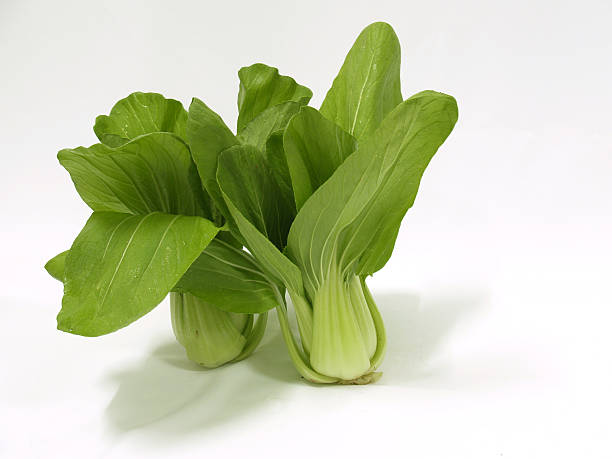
[309,265,372,380]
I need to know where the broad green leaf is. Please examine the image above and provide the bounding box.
[320,22,402,141]
[215,145,293,250]
[286,91,458,295]
[58,132,209,217]
[238,101,301,152]
[217,146,303,295]
[283,107,357,210]
[237,64,312,133]
[174,239,277,313]
[58,212,219,336]
[45,251,68,281]
[94,92,187,147]
[265,130,296,214]
[185,97,239,223]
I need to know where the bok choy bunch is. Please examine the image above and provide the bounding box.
[45,21,458,384]
[208,22,458,383]
[45,63,313,366]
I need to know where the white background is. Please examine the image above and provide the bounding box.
[1,0,611,457]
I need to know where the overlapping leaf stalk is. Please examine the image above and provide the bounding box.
[45,22,457,383]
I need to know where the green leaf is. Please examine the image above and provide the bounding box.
[94,92,188,147]
[58,212,219,336]
[238,101,301,152]
[45,251,68,282]
[185,97,239,223]
[216,145,294,250]
[58,132,209,217]
[320,22,402,141]
[217,145,303,294]
[174,239,277,313]
[283,106,357,210]
[286,91,458,294]
[264,130,296,214]
[237,64,312,133]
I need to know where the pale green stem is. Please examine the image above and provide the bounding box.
[239,313,254,337]
[360,277,387,371]
[273,288,338,384]
[288,291,313,355]
[233,312,268,362]
[348,275,377,358]
[170,292,247,368]
[310,266,371,380]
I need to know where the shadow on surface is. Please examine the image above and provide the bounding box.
[105,340,215,432]
[245,326,302,384]
[104,289,487,436]
[376,290,487,385]
[104,318,294,438]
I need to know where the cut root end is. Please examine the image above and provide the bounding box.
[336,371,382,385]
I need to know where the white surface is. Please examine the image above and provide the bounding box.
[1,0,611,457]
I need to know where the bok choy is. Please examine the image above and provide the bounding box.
[212,22,458,383]
[44,21,458,384]
[45,70,311,366]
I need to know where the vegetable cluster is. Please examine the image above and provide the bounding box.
[45,22,458,384]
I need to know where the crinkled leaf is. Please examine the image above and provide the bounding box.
[45,250,68,282]
[237,63,312,133]
[287,91,458,296]
[238,101,301,152]
[174,239,277,313]
[320,22,402,140]
[94,92,187,147]
[58,212,219,336]
[283,107,357,210]
[217,146,303,295]
[58,132,209,217]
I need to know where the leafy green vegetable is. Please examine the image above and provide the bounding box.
[280,91,457,379]
[45,21,458,385]
[94,92,187,147]
[49,88,291,365]
[215,22,458,384]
